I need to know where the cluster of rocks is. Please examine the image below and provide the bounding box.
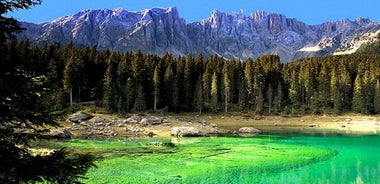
[170,118,219,137]
[63,111,261,138]
[70,114,119,138]
[126,114,163,126]
[66,111,165,138]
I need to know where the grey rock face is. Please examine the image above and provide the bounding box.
[18,7,380,62]
[67,111,92,123]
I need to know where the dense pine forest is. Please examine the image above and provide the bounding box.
[4,40,380,115]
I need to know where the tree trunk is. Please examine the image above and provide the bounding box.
[69,87,73,106]
[154,95,157,111]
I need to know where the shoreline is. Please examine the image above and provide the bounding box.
[62,112,380,138]
[205,114,380,136]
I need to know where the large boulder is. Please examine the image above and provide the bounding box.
[137,116,162,126]
[171,127,203,137]
[88,116,108,124]
[147,116,162,125]
[139,116,162,126]
[88,116,113,126]
[67,111,92,123]
[238,127,261,134]
[126,114,141,124]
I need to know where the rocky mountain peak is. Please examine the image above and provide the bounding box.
[249,10,268,22]
[18,7,380,62]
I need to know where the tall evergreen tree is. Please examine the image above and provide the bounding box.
[63,56,85,105]
[194,75,204,114]
[223,62,231,113]
[163,62,174,110]
[211,72,219,112]
[153,65,160,111]
[202,67,212,110]
[103,62,116,111]
[288,68,301,108]
[274,83,283,114]
[353,74,365,113]
[317,62,330,114]
[0,1,95,183]
[244,58,254,107]
[267,85,274,114]
[134,84,146,112]
[340,65,352,110]
[330,68,344,114]
[374,80,380,114]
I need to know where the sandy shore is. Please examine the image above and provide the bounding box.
[64,113,380,138]
[202,114,380,135]
[145,114,380,136]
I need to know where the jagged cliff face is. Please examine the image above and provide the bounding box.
[18,7,380,62]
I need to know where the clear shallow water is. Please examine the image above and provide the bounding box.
[264,135,380,184]
[62,134,380,183]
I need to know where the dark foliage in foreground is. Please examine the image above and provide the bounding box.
[0,1,96,183]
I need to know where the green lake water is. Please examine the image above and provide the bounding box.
[60,134,380,183]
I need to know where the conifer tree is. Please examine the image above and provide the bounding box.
[374,80,380,114]
[172,76,180,113]
[194,75,203,114]
[164,62,174,109]
[202,67,212,110]
[184,54,194,109]
[288,68,301,108]
[330,68,344,114]
[153,65,160,111]
[134,84,146,112]
[317,62,330,113]
[353,74,365,113]
[244,58,254,107]
[340,65,352,110]
[124,78,134,112]
[211,72,219,112]
[223,62,231,113]
[103,62,115,111]
[1,1,95,183]
[274,83,283,113]
[267,85,274,114]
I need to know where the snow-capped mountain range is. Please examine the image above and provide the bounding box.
[18,7,380,62]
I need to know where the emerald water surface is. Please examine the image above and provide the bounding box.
[60,134,380,183]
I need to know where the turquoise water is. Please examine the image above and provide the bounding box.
[263,135,380,184]
[64,135,380,183]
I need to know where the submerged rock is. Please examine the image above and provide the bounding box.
[171,127,203,137]
[238,127,261,134]
[147,141,175,147]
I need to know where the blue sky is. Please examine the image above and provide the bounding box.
[7,0,380,25]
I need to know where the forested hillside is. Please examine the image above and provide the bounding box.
[5,40,380,115]
[356,40,380,55]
